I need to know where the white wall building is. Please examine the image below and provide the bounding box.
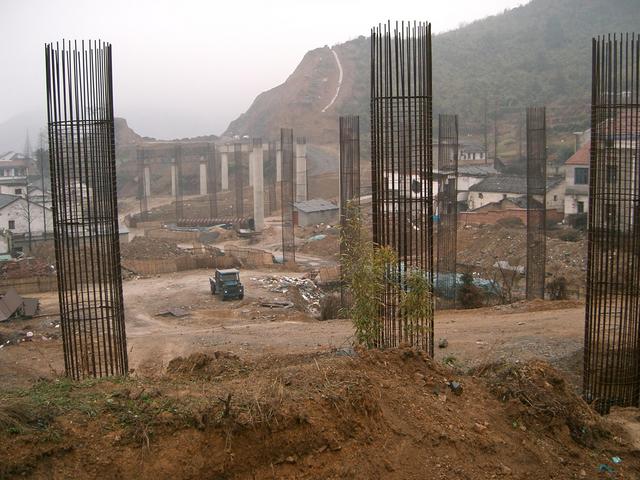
[467,175,565,212]
[564,142,590,216]
[0,194,53,236]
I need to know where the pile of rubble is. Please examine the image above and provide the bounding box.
[120,236,186,260]
[254,275,322,315]
[0,258,55,279]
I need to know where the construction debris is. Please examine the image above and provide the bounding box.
[156,307,190,318]
[255,275,322,315]
[0,288,39,321]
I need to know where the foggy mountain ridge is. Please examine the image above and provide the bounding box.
[224,0,640,147]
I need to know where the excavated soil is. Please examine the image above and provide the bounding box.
[1,348,638,479]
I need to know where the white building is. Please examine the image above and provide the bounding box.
[563,142,590,216]
[0,193,53,236]
[467,175,565,213]
[0,152,33,178]
[456,165,497,204]
[459,144,487,162]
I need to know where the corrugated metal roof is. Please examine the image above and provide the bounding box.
[293,198,338,213]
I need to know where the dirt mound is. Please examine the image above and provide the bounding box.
[120,236,185,260]
[166,352,246,379]
[475,360,605,447]
[1,349,638,479]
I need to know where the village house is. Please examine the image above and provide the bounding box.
[0,151,34,178]
[563,141,590,217]
[458,143,487,162]
[0,193,53,238]
[467,175,565,213]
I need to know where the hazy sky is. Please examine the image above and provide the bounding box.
[0,0,527,139]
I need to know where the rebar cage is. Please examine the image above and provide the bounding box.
[436,114,459,308]
[45,40,128,379]
[339,115,361,306]
[584,33,640,413]
[371,21,434,354]
[234,143,244,217]
[281,129,296,264]
[525,106,547,300]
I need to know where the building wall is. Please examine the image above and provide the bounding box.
[0,199,53,235]
[564,193,589,215]
[547,182,565,211]
[0,184,28,197]
[297,209,339,227]
[457,175,488,202]
[467,191,517,210]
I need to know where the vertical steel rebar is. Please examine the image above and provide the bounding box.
[45,40,127,379]
[281,129,296,264]
[234,143,243,217]
[207,143,220,218]
[371,21,434,355]
[339,115,361,307]
[436,114,459,308]
[526,106,547,300]
[584,33,640,414]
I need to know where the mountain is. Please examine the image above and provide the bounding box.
[224,0,640,161]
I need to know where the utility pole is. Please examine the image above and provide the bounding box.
[518,110,523,162]
[38,131,47,240]
[483,98,488,165]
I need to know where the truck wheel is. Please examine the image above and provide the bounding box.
[238,294,244,300]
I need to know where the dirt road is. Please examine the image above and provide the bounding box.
[0,264,586,389]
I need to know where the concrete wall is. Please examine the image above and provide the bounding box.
[459,208,564,226]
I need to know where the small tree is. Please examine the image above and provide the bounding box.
[340,202,396,348]
[341,202,434,347]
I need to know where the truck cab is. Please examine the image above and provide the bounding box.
[210,268,244,300]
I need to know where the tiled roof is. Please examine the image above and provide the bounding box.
[0,194,19,209]
[469,175,563,194]
[565,142,590,166]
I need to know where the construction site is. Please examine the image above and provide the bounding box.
[0,2,639,479]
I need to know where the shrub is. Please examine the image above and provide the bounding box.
[458,273,485,309]
[547,276,569,300]
[559,229,581,242]
[319,293,341,320]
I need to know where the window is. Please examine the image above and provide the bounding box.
[478,193,483,199]
[502,194,507,200]
[577,201,584,214]
[14,188,22,195]
[8,220,15,230]
[607,165,617,185]
[574,168,588,185]
[553,195,558,201]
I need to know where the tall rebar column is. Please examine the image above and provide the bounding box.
[525,106,547,300]
[436,114,459,307]
[339,115,361,306]
[584,33,640,413]
[281,129,295,264]
[45,40,127,379]
[266,141,277,215]
[207,143,218,218]
[234,143,244,217]
[174,144,184,222]
[371,21,434,354]
[137,146,148,219]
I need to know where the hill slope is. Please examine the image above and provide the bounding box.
[225,0,640,156]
